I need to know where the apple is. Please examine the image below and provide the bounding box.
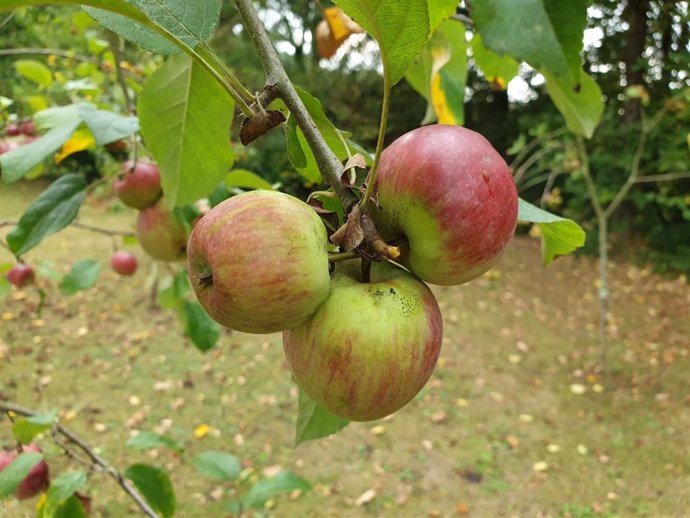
[283,261,443,421]
[372,124,518,285]
[4,123,20,136]
[113,160,162,209]
[187,190,331,334]
[0,444,50,500]
[110,251,138,275]
[18,119,37,136]
[136,198,187,262]
[7,263,35,288]
[105,139,127,153]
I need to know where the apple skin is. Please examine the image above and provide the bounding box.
[113,161,162,209]
[4,123,20,137]
[283,261,443,421]
[373,124,518,285]
[110,251,138,275]
[136,198,187,262]
[7,264,35,288]
[0,444,50,500]
[18,120,37,136]
[187,190,331,334]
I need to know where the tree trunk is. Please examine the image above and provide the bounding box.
[622,0,649,122]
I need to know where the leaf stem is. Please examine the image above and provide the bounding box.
[361,69,392,207]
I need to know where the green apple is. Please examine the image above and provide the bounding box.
[283,261,443,421]
[187,190,330,334]
[373,124,518,285]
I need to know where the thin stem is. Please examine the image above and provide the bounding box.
[361,258,372,283]
[328,250,358,262]
[513,144,564,185]
[0,402,160,518]
[234,0,357,210]
[604,126,647,218]
[197,44,255,105]
[361,70,392,207]
[509,127,568,171]
[109,37,135,115]
[635,171,690,183]
[0,220,134,237]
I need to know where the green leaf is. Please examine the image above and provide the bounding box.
[242,471,311,509]
[6,174,87,256]
[51,496,88,518]
[43,470,87,517]
[138,53,234,207]
[157,270,190,309]
[83,8,176,54]
[284,115,307,170]
[12,410,58,444]
[1,116,81,184]
[428,0,458,32]
[192,451,241,482]
[471,0,589,87]
[332,0,430,84]
[124,464,176,518]
[405,19,467,125]
[295,388,349,445]
[182,301,220,352]
[0,277,10,299]
[544,69,603,138]
[471,33,520,88]
[0,452,43,499]
[127,431,184,454]
[14,59,53,88]
[295,86,347,159]
[60,260,101,295]
[517,198,586,265]
[76,104,139,145]
[225,169,274,191]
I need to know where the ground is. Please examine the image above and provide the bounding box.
[1,180,689,518]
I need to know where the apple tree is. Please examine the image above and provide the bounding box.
[0,0,594,515]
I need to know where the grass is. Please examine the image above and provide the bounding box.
[1,180,689,517]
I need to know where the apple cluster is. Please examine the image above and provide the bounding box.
[188,125,517,422]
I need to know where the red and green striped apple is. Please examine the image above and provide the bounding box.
[283,261,443,421]
[373,124,518,285]
[136,198,187,262]
[187,190,330,334]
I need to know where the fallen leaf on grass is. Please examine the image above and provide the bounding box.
[354,489,377,506]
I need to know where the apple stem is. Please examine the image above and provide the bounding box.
[361,258,372,283]
[328,251,358,262]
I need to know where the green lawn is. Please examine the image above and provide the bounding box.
[1,180,689,518]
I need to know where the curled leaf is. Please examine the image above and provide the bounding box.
[330,204,364,251]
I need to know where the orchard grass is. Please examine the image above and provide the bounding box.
[1,181,689,517]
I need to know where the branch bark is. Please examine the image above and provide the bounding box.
[0,220,134,237]
[1,402,160,518]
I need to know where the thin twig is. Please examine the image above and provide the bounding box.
[0,402,160,518]
[109,37,135,115]
[0,220,134,237]
[634,171,690,183]
[513,144,564,185]
[509,127,568,171]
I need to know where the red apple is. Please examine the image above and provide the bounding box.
[105,139,127,153]
[0,444,50,500]
[187,190,331,334]
[7,263,35,288]
[283,261,443,421]
[18,119,37,136]
[373,124,518,285]
[136,198,187,262]
[110,251,138,275]
[4,123,20,137]
[113,160,162,209]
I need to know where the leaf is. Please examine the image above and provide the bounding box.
[138,53,234,207]
[295,86,347,159]
[182,301,220,352]
[6,174,87,256]
[76,103,139,145]
[242,471,311,509]
[332,0,430,84]
[225,169,274,191]
[428,0,458,32]
[0,452,43,499]
[0,277,9,299]
[52,496,88,518]
[192,451,241,481]
[1,117,81,183]
[12,410,58,444]
[544,69,603,138]
[295,388,349,445]
[471,33,520,89]
[14,59,53,88]
[330,205,365,251]
[405,19,467,125]
[517,198,586,265]
[54,129,96,164]
[284,116,307,170]
[43,470,87,518]
[156,271,189,309]
[127,431,184,454]
[470,0,589,87]
[60,260,101,295]
[124,464,176,518]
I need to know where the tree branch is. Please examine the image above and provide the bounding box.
[233,0,357,211]
[0,402,160,518]
[0,220,134,237]
[635,171,690,183]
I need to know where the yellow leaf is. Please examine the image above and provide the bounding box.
[54,129,95,164]
[194,423,210,439]
[532,461,549,472]
[324,7,349,40]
